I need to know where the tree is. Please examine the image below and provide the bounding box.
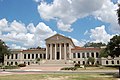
[36,58,41,65]
[101,35,120,77]
[87,57,95,65]
[117,4,120,25]
[84,42,106,48]
[0,39,11,63]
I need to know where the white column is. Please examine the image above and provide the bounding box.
[60,43,62,60]
[55,43,57,60]
[20,52,23,64]
[46,44,48,60]
[64,43,66,60]
[69,45,71,59]
[50,44,52,60]
[94,52,96,58]
[76,53,78,58]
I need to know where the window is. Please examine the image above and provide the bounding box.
[7,62,9,65]
[106,61,108,64]
[11,62,13,65]
[43,54,46,59]
[111,61,114,64]
[96,61,99,64]
[66,43,69,47]
[28,54,30,59]
[78,53,80,58]
[48,44,50,47]
[57,44,59,47]
[78,61,80,64]
[91,52,94,58]
[24,54,26,59]
[40,54,42,58]
[36,54,38,58]
[117,60,119,64]
[11,54,13,59]
[62,43,64,47]
[15,62,18,65]
[96,52,99,58]
[83,61,85,65]
[87,52,89,58]
[7,55,9,59]
[53,44,55,47]
[74,61,76,63]
[15,54,17,59]
[82,53,85,58]
[32,54,34,59]
[73,53,76,58]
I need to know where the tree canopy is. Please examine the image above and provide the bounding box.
[117,4,120,25]
[101,35,120,58]
[84,42,106,48]
[0,39,11,63]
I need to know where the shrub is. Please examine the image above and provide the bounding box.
[74,63,80,68]
[61,67,77,71]
[2,66,18,69]
[18,64,26,67]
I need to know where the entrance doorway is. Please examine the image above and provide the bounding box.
[57,52,60,60]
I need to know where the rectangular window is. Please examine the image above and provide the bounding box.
[28,54,30,59]
[15,54,18,59]
[11,54,13,59]
[43,54,46,59]
[91,52,94,58]
[96,52,99,58]
[82,53,85,58]
[32,54,34,59]
[40,54,42,58]
[24,54,26,59]
[87,52,89,58]
[78,53,80,58]
[7,55,9,59]
[36,54,38,58]
[73,53,76,58]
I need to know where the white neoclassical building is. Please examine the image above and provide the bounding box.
[4,34,120,66]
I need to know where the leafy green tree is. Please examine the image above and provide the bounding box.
[36,58,41,65]
[84,42,106,48]
[87,57,95,65]
[101,35,120,77]
[117,4,120,25]
[0,39,11,63]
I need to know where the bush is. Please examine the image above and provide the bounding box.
[74,63,80,68]
[61,67,77,71]
[18,64,26,67]
[2,66,18,69]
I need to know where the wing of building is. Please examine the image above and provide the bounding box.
[4,34,120,66]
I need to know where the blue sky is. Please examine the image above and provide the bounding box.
[0,0,120,49]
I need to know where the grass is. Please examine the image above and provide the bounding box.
[0,73,117,80]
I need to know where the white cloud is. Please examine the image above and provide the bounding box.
[37,0,120,33]
[0,18,56,49]
[89,25,114,44]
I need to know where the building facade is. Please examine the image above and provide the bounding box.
[4,34,120,66]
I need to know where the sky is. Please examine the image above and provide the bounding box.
[0,0,120,49]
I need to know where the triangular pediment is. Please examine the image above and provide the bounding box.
[45,34,75,47]
[45,34,69,41]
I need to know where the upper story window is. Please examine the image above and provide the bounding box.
[96,52,99,58]
[28,54,30,59]
[24,54,26,59]
[36,54,38,58]
[32,54,34,59]
[78,53,80,58]
[11,54,13,59]
[87,52,89,58]
[82,53,85,58]
[66,43,69,47]
[73,53,76,58]
[15,54,18,59]
[91,52,94,58]
[7,55,9,59]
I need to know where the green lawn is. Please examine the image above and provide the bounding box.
[0,74,117,80]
